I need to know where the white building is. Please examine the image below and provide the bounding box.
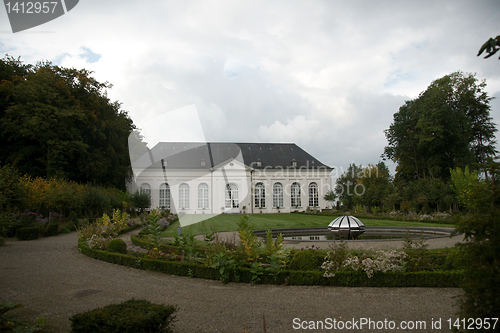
[128,142,333,214]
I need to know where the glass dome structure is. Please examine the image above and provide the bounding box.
[328,215,366,239]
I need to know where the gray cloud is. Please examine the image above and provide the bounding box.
[1,0,499,177]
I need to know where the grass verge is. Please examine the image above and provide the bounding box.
[160,213,455,237]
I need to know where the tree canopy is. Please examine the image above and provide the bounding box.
[0,55,136,190]
[383,71,498,181]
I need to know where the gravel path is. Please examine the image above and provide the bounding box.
[0,232,462,333]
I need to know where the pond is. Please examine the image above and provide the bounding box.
[254,226,454,242]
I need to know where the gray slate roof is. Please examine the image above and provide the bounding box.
[132,142,333,170]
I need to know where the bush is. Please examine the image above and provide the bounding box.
[106,239,127,254]
[289,249,324,271]
[69,299,177,333]
[16,227,39,240]
[0,237,4,246]
[131,191,151,213]
[0,213,20,237]
[43,223,59,237]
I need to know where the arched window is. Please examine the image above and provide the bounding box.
[198,183,209,209]
[291,182,301,207]
[273,182,283,208]
[159,183,170,209]
[225,183,239,209]
[179,183,190,209]
[308,182,319,207]
[254,182,265,208]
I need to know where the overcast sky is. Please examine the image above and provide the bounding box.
[1,0,500,178]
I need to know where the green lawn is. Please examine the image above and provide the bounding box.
[161,213,455,237]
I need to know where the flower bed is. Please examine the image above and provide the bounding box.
[78,211,463,287]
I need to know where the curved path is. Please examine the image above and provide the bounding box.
[1,232,461,332]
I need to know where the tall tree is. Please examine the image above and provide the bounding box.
[334,163,364,209]
[0,56,135,190]
[358,162,393,210]
[383,71,498,181]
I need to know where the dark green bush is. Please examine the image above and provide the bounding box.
[0,213,20,237]
[16,227,39,240]
[43,223,59,237]
[106,239,127,254]
[70,299,177,333]
[289,249,324,271]
[131,191,151,213]
[0,237,4,246]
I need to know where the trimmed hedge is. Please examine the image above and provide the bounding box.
[79,240,463,287]
[70,299,177,333]
[106,239,127,254]
[16,227,39,240]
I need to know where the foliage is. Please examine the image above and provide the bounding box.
[15,227,39,240]
[450,166,479,209]
[210,252,235,283]
[455,158,500,320]
[69,299,177,333]
[265,253,284,281]
[477,35,500,59]
[0,165,25,213]
[342,250,407,278]
[84,238,462,287]
[177,234,198,263]
[147,209,163,250]
[289,249,323,271]
[334,163,364,209]
[384,71,497,181]
[0,56,135,190]
[321,242,349,277]
[78,209,136,249]
[250,262,264,284]
[237,215,261,262]
[0,302,45,332]
[131,191,151,213]
[106,239,128,254]
[323,190,337,208]
[402,231,430,271]
[263,230,283,257]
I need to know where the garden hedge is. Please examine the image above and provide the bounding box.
[70,299,177,333]
[16,227,39,240]
[79,240,463,287]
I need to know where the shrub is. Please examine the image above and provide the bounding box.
[16,227,39,240]
[131,191,151,213]
[106,239,128,254]
[69,299,177,333]
[0,213,20,237]
[0,237,4,246]
[237,215,261,263]
[289,249,323,271]
[43,223,59,237]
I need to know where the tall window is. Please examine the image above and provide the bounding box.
[255,182,265,208]
[179,183,190,209]
[198,183,209,209]
[225,183,239,209]
[291,182,301,207]
[308,182,319,207]
[273,182,284,208]
[139,183,151,207]
[159,183,170,209]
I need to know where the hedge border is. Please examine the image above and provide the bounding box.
[79,238,463,287]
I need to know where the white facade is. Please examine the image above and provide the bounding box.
[129,156,332,214]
